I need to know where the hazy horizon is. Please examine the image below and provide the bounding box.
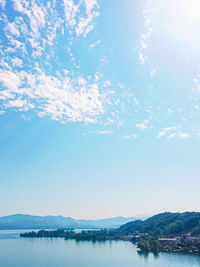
[0,207,199,221]
[0,0,200,219]
[0,212,151,220]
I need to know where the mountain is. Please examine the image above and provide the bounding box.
[118,212,200,235]
[0,214,147,230]
[0,214,79,229]
[76,216,145,228]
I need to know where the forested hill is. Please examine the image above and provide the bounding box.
[118,212,200,236]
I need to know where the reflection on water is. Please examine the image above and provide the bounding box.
[0,230,199,267]
[137,250,159,260]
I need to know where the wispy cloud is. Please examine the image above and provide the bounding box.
[62,0,99,37]
[11,57,23,67]
[63,0,79,27]
[0,0,198,140]
[95,130,113,135]
[123,134,138,140]
[138,0,157,64]
[0,69,106,122]
[76,0,99,37]
[179,132,189,139]
[0,0,6,9]
[89,40,102,48]
[136,120,149,130]
[86,130,113,135]
[158,126,189,139]
[158,126,178,138]
[0,0,104,124]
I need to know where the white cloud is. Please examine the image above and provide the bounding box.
[168,132,189,139]
[76,0,99,37]
[163,126,178,132]
[179,132,189,139]
[89,39,101,48]
[139,52,145,64]
[0,70,21,93]
[136,123,147,130]
[11,0,47,55]
[100,57,108,63]
[95,130,112,135]
[150,68,156,77]
[134,98,139,105]
[0,0,104,125]
[123,134,138,140]
[158,126,189,139]
[141,40,147,49]
[0,69,105,123]
[0,60,10,70]
[0,0,6,8]
[63,0,79,27]
[84,117,97,124]
[61,0,99,37]
[6,22,20,36]
[136,120,149,130]
[102,80,111,87]
[167,108,174,115]
[138,0,157,64]
[6,99,34,111]
[1,0,193,140]
[168,133,177,139]
[12,0,24,12]
[158,126,178,138]
[158,131,167,138]
[12,57,23,67]
[193,76,200,94]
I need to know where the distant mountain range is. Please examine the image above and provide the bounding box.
[0,214,149,230]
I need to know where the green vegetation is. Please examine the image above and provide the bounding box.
[20,229,119,242]
[118,212,200,255]
[118,212,200,236]
[65,230,119,241]
[20,230,68,238]
[191,223,200,236]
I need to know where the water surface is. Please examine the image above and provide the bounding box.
[0,230,199,267]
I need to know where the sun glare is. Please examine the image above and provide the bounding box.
[184,0,200,22]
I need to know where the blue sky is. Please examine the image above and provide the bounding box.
[0,0,200,219]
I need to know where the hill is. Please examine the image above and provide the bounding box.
[118,212,200,236]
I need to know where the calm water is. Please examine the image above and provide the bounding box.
[0,230,200,267]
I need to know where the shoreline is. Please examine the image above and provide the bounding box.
[20,229,200,256]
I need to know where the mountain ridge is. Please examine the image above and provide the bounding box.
[0,214,148,230]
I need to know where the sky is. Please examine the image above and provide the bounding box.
[0,0,200,219]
